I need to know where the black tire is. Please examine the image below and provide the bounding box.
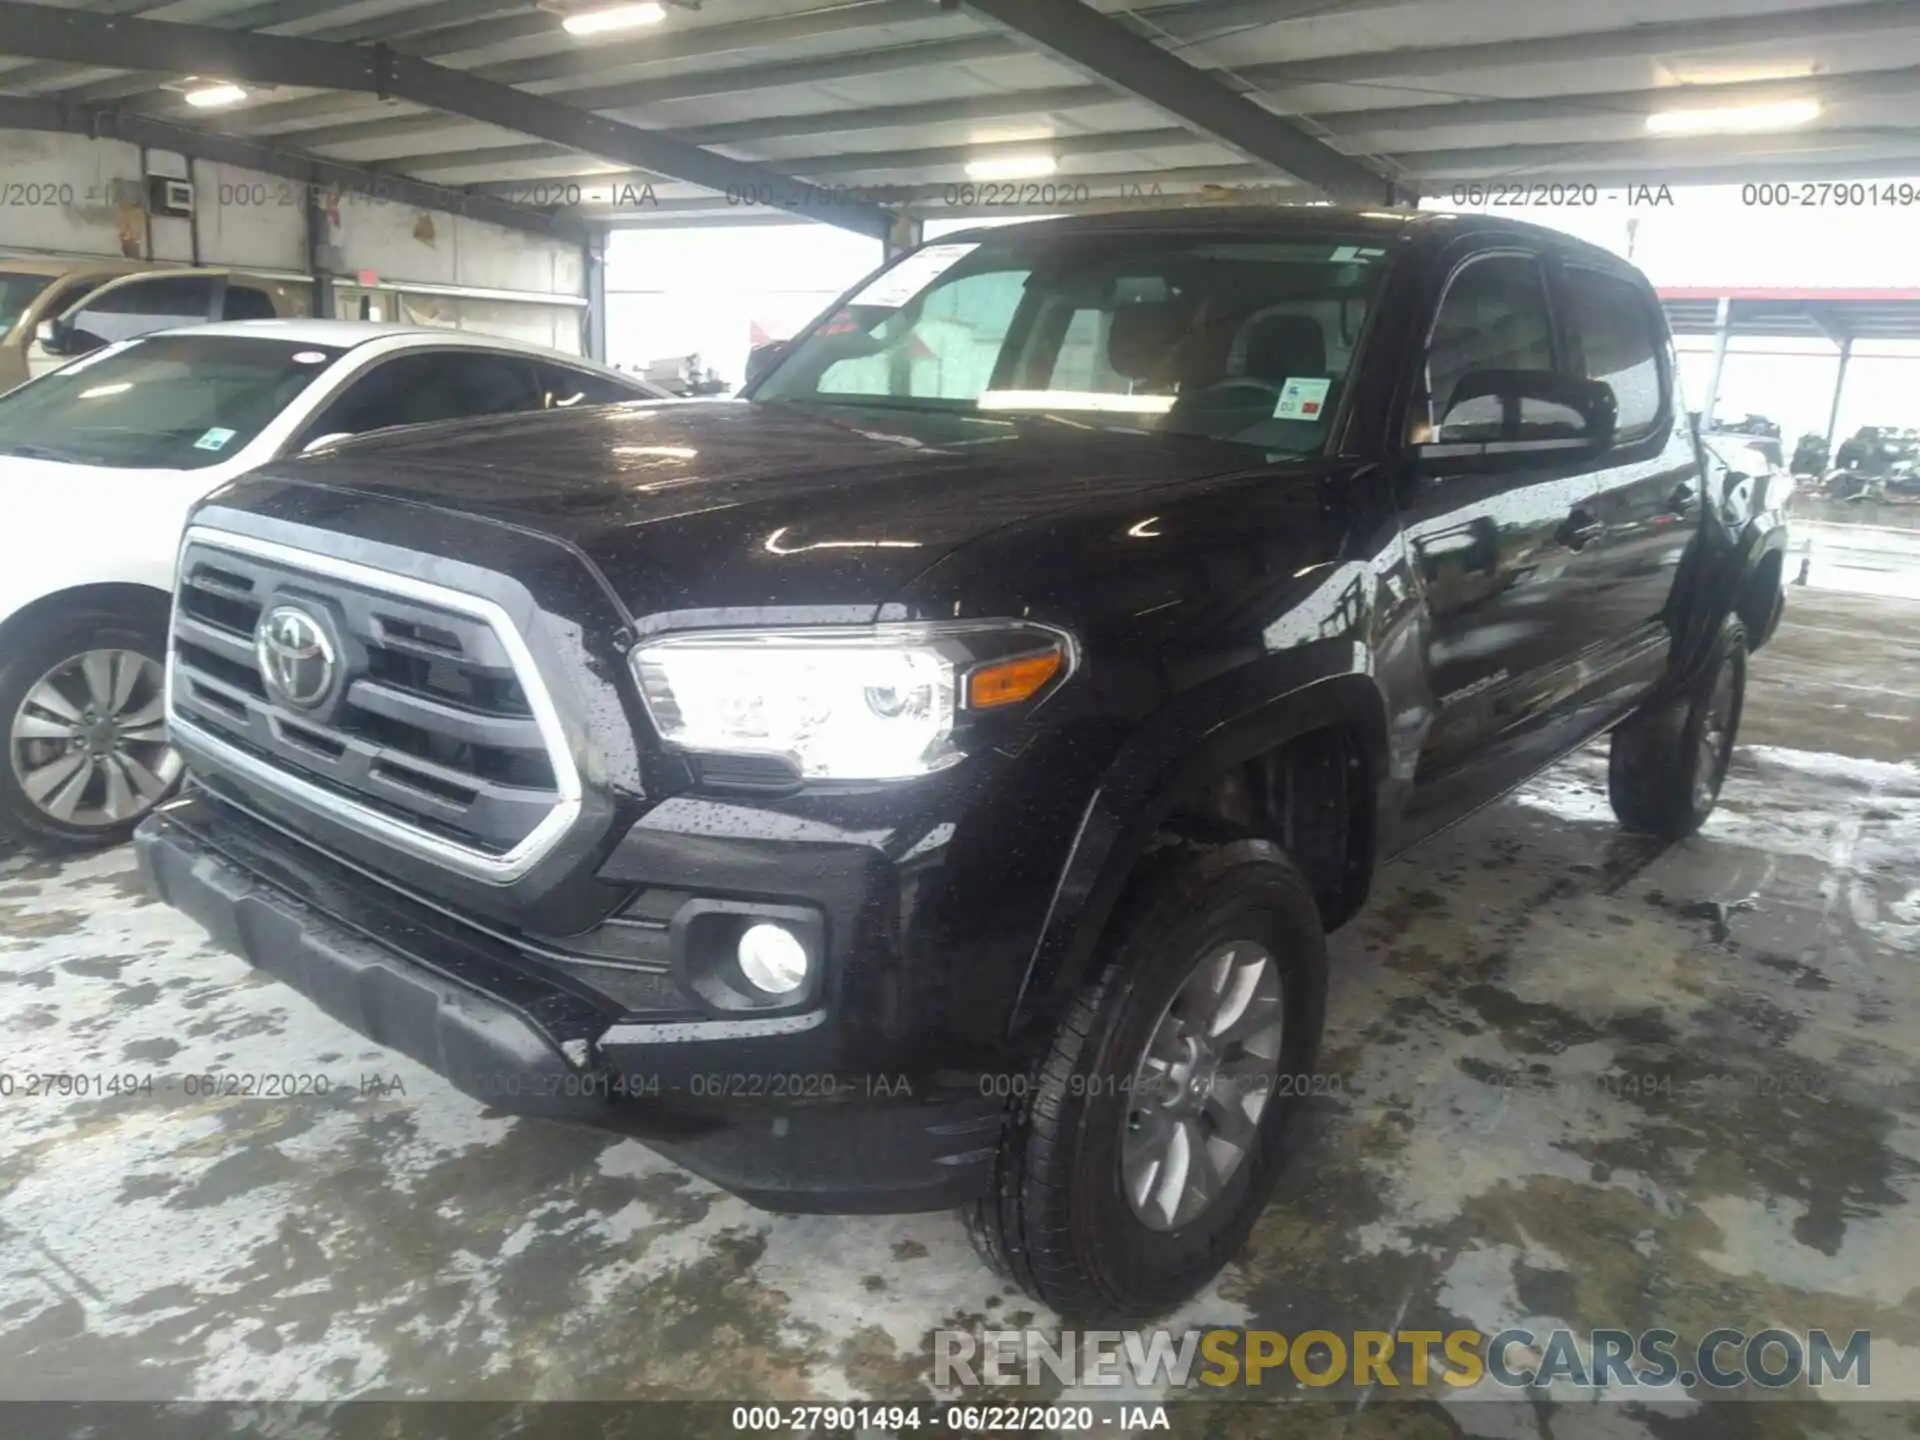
[1608,617,1747,840]
[966,840,1329,1322]
[0,600,179,853]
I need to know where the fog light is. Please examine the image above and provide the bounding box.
[738,923,809,995]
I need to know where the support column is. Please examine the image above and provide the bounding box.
[1824,336,1853,452]
[303,184,335,318]
[584,227,608,363]
[1698,296,1732,430]
[884,211,924,262]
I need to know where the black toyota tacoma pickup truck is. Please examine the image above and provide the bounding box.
[136,209,1789,1321]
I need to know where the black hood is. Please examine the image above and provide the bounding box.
[251,398,1298,620]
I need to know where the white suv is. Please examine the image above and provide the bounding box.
[0,320,661,850]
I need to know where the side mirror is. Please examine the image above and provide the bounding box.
[744,340,789,386]
[300,431,355,454]
[36,316,79,356]
[1433,370,1617,451]
[36,314,97,359]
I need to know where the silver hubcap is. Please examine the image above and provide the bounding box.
[1693,661,1736,812]
[8,649,180,829]
[1122,941,1286,1232]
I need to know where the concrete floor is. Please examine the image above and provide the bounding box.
[1,582,1916,1437]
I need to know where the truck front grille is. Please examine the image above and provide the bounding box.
[166,529,580,882]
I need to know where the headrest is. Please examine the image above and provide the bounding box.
[1106,300,1189,381]
[1242,313,1326,382]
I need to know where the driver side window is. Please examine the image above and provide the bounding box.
[1420,255,1560,444]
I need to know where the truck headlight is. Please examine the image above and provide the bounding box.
[631,623,1072,780]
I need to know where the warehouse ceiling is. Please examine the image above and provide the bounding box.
[0,0,1917,238]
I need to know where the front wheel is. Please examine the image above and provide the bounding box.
[0,605,182,852]
[1608,617,1747,840]
[966,841,1328,1322]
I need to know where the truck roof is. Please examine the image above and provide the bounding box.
[938,205,1637,272]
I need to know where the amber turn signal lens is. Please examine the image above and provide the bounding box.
[967,649,1063,709]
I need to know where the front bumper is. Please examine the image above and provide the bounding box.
[134,792,1003,1213]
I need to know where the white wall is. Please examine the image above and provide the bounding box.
[0,130,147,258]
[322,200,586,353]
[604,222,883,389]
[1,128,587,352]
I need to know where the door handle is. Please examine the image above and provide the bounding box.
[1557,510,1605,550]
[1666,484,1697,514]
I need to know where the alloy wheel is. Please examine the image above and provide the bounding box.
[8,649,181,829]
[1121,941,1286,1231]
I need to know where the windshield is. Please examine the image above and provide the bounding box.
[755,231,1393,452]
[0,271,56,336]
[0,333,346,469]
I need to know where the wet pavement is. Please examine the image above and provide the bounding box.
[0,583,1916,1435]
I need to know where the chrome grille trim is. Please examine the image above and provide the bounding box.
[165,525,583,885]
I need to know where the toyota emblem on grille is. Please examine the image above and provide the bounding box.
[255,605,339,710]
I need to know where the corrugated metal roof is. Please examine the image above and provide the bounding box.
[2,0,1916,229]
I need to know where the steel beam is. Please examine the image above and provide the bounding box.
[955,0,1385,201]
[0,0,895,238]
[140,0,1920,162]
[442,126,1212,188]
[584,164,1297,222]
[1311,64,1920,141]
[376,84,1122,171]
[1435,153,1920,194]
[1407,128,1920,178]
[219,0,1412,154]
[28,1,536,105]
[80,0,1403,139]
[372,57,1920,180]
[0,93,585,241]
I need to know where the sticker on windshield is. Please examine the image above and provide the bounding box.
[291,350,328,364]
[193,427,238,451]
[1273,376,1332,420]
[848,243,980,309]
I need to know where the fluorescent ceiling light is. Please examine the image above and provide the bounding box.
[561,2,666,34]
[183,82,248,108]
[965,153,1059,182]
[1645,99,1821,136]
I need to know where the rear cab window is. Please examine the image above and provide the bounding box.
[1560,265,1668,439]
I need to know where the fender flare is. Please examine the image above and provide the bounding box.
[1006,647,1389,1038]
